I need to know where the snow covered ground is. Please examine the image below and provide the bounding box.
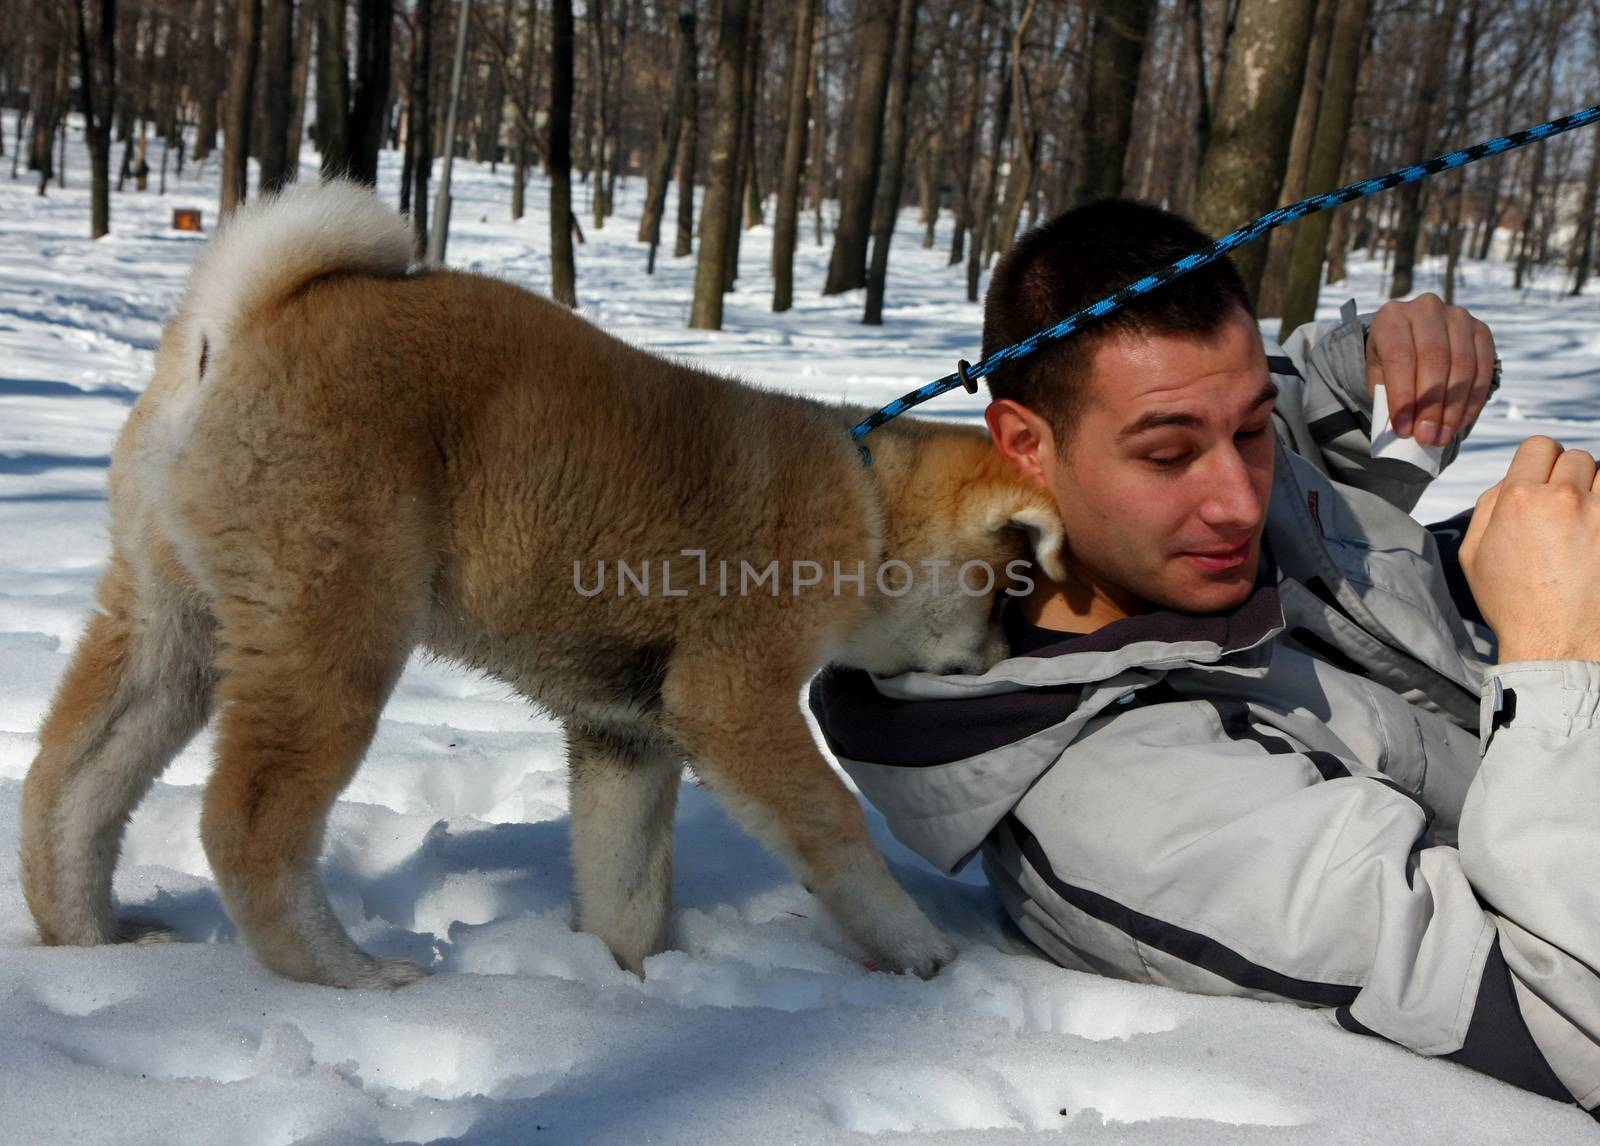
[3,111,1599,1144]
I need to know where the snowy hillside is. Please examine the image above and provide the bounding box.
[2,112,1599,1144]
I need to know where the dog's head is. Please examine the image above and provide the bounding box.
[836,428,1066,678]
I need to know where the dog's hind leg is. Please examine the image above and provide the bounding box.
[664,660,957,979]
[21,555,216,947]
[567,726,682,975]
[199,565,427,989]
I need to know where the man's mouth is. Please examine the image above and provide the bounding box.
[1180,539,1252,572]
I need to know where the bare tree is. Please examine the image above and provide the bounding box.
[1442,0,1483,304]
[286,0,316,177]
[257,0,296,194]
[948,0,988,266]
[864,0,918,325]
[688,0,749,329]
[404,0,436,253]
[74,0,117,238]
[221,0,262,215]
[642,1,697,273]
[772,0,818,310]
[997,1,1071,254]
[551,0,578,307]
[966,30,1011,302]
[724,0,762,287]
[588,0,611,229]
[316,0,353,176]
[1192,0,1316,299]
[27,2,64,195]
[674,23,700,259]
[349,0,392,185]
[823,0,896,295]
[1259,0,1338,317]
[1513,1,1569,289]
[1075,0,1155,203]
[1389,0,1460,299]
[194,0,220,160]
[1279,0,1371,337]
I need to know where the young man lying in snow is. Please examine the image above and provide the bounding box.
[810,199,1600,1115]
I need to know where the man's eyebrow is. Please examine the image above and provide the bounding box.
[1117,380,1279,440]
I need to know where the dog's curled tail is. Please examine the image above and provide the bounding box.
[181,179,413,374]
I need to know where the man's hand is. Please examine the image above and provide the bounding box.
[1365,293,1496,447]
[1460,436,1600,663]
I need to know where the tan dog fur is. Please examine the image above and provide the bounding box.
[20,182,1064,987]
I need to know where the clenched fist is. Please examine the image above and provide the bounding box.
[1460,436,1600,664]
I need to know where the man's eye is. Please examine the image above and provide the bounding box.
[1236,425,1269,441]
[1146,453,1189,469]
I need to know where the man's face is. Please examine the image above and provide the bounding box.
[1038,306,1277,619]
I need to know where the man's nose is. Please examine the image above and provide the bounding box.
[1198,447,1264,530]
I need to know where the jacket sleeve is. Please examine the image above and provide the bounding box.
[1270,309,1486,514]
[986,673,1600,1112]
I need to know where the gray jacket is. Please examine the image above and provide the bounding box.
[811,315,1600,1113]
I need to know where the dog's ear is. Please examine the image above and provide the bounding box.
[984,493,1068,583]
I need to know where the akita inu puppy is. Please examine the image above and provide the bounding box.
[20,181,1064,987]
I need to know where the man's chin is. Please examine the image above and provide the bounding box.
[1160,555,1261,614]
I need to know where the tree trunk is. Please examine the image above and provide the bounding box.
[511,0,540,221]
[1325,198,1351,284]
[688,0,750,329]
[74,0,117,238]
[349,0,392,186]
[406,0,435,255]
[1258,0,1336,317]
[1074,0,1155,203]
[550,0,578,307]
[257,0,295,194]
[194,0,220,160]
[1388,0,1458,299]
[316,0,352,177]
[1570,141,1599,295]
[1514,8,1564,290]
[920,131,942,248]
[1571,46,1600,298]
[589,0,608,230]
[221,0,263,216]
[772,0,817,311]
[949,0,986,267]
[28,2,62,189]
[674,24,700,260]
[822,0,896,295]
[966,36,1011,303]
[863,0,917,325]
[1191,0,1317,302]
[725,0,761,287]
[807,0,829,247]
[286,0,315,178]
[1278,0,1370,339]
[643,2,696,272]
[1443,0,1480,304]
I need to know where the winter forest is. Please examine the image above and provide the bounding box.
[3,0,1600,1143]
[4,0,1599,324]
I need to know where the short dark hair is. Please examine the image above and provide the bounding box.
[982,200,1253,437]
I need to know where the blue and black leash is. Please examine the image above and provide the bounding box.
[850,103,1600,464]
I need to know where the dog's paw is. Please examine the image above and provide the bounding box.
[340,955,431,990]
[868,930,958,980]
[117,917,184,945]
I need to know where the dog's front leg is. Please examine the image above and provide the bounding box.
[567,726,681,975]
[664,663,956,978]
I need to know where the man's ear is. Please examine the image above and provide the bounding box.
[984,494,1067,583]
[984,399,1056,490]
